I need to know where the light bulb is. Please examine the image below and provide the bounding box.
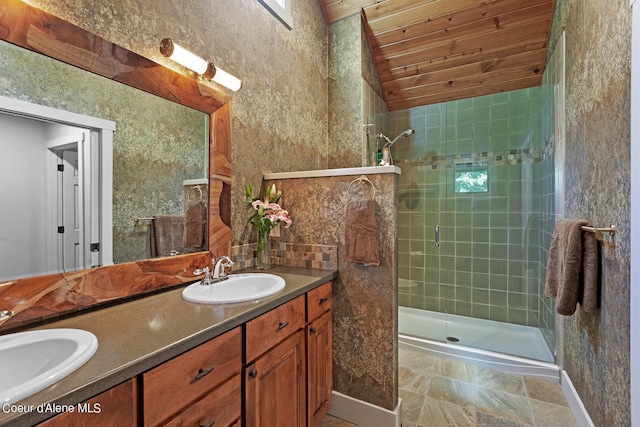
[160,38,208,75]
[212,66,242,92]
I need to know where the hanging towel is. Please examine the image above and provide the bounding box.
[544,219,599,315]
[345,198,380,266]
[151,215,184,257]
[182,200,206,251]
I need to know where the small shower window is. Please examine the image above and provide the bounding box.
[455,164,488,193]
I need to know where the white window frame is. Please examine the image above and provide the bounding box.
[259,0,292,29]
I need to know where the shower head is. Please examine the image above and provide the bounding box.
[376,128,415,166]
[383,128,415,148]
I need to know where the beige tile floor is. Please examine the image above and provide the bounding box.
[319,347,578,427]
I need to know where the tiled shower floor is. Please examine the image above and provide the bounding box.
[319,347,578,427]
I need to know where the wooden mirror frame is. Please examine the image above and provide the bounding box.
[0,0,232,331]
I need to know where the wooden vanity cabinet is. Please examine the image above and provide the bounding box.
[243,281,333,427]
[39,378,138,426]
[245,295,307,426]
[306,282,333,427]
[142,326,242,427]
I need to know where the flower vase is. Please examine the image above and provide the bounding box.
[256,229,271,269]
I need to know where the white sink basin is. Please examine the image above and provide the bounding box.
[182,273,286,304]
[0,328,98,405]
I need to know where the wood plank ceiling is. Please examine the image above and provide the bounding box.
[319,0,555,111]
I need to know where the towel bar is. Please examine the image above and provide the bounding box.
[581,225,616,240]
[134,217,154,223]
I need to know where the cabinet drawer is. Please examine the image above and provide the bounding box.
[165,375,241,427]
[245,295,305,362]
[143,327,242,426]
[307,281,332,322]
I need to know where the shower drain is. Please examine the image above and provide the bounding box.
[446,336,460,342]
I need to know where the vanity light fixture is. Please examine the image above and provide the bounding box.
[159,38,242,92]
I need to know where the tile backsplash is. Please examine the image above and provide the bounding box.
[231,241,338,271]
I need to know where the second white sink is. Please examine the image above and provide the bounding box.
[182,273,286,304]
[0,328,98,405]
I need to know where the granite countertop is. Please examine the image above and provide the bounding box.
[0,265,337,427]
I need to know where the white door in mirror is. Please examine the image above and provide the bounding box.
[182,273,286,304]
[0,328,98,406]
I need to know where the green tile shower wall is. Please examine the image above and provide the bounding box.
[394,88,543,328]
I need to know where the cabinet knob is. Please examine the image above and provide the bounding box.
[319,297,329,305]
[200,421,215,427]
[310,326,317,334]
[248,368,258,379]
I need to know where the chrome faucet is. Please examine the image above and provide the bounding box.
[213,256,234,279]
[194,255,234,286]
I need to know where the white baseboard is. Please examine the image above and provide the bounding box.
[561,370,595,427]
[327,391,402,427]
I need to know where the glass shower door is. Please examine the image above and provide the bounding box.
[395,104,451,343]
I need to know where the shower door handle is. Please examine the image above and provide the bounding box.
[435,226,440,247]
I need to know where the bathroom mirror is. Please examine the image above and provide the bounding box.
[0,4,211,282]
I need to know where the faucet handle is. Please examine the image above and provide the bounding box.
[201,267,212,286]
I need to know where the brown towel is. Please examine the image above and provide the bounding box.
[182,201,206,250]
[544,219,599,315]
[345,199,380,266]
[151,215,184,257]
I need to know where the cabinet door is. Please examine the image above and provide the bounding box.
[245,329,306,427]
[307,310,333,427]
[39,378,137,427]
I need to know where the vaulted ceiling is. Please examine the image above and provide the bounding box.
[319,0,555,111]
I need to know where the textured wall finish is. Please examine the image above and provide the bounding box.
[328,15,364,169]
[361,18,384,98]
[264,173,399,411]
[549,0,631,426]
